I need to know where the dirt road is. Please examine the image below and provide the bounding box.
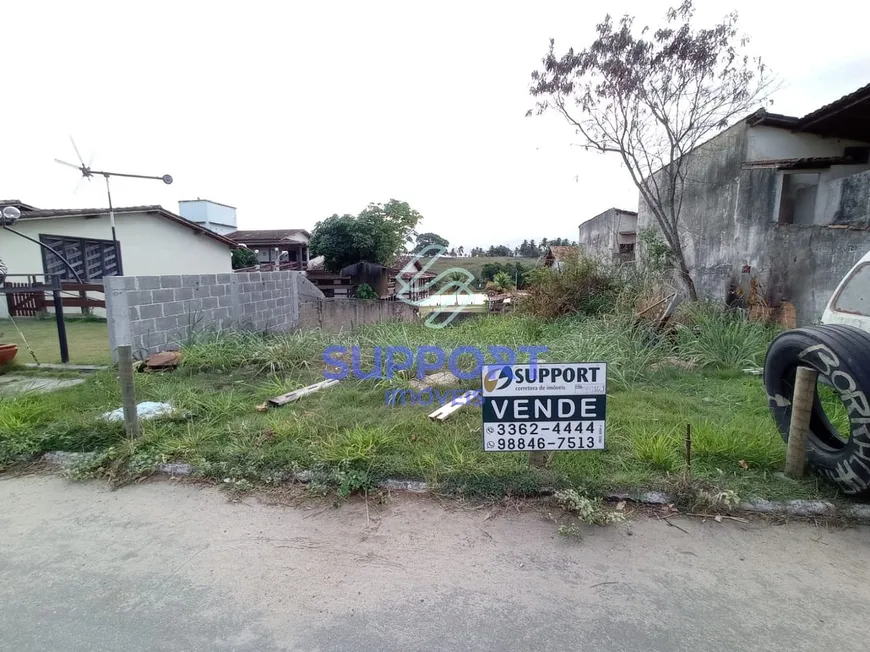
[1,475,869,651]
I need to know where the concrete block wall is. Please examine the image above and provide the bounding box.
[105,271,420,360]
[299,296,420,333]
[105,271,308,360]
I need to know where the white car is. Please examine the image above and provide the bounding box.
[822,250,870,331]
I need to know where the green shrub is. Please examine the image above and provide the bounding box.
[354,283,378,300]
[520,256,618,319]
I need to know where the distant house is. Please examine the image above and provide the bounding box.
[303,256,352,298]
[227,229,311,269]
[577,208,637,264]
[543,245,579,270]
[0,200,237,318]
[340,256,434,300]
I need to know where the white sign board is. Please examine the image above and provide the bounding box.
[481,363,606,452]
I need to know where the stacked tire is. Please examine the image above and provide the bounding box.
[764,324,870,495]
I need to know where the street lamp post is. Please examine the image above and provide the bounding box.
[1,205,79,363]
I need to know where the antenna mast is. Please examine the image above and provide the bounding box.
[55,138,173,275]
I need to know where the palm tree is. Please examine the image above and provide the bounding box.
[488,271,516,294]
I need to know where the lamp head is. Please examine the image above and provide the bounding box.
[1,206,21,225]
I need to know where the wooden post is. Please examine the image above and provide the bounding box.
[78,286,90,316]
[785,366,817,479]
[117,345,140,438]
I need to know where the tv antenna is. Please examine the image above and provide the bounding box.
[55,137,173,273]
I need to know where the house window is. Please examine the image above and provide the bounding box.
[778,173,819,225]
[615,242,636,263]
[40,234,120,282]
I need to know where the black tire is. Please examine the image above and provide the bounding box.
[764,324,870,495]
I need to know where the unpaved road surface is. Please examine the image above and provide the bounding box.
[2,475,869,652]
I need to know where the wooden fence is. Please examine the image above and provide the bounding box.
[5,282,106,317]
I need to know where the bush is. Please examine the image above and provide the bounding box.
[354,283,378,300]
[520,256,618,318]
[231,248,257,270]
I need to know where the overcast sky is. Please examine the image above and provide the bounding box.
[3,1,869,251]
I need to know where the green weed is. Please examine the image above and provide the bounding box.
[674,302,776,368]
[554,489,626,525]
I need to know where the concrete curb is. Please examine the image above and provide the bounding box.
[37,452,870,522]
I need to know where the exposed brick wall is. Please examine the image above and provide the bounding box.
[105,271,418,361]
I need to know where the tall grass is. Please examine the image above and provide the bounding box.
[181,329,333,373]
[544,314,673,389]
[173,300,773,388]
[673,301,776,368]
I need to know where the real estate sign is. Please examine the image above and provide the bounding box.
[481,363,606,452]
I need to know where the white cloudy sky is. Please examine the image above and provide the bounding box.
[2,1,869,251]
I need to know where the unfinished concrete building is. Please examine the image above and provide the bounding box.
[638,82,870,323]
[578,208,638,265]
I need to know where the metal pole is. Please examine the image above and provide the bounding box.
[51,274,70,364]
[104,175,123,274]
[116,345,140,438]
[785,366,817,479]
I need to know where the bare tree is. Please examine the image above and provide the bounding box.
[529,1,773,299]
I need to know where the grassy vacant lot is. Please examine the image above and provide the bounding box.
[0,310,840,503]
[0,318,110,365]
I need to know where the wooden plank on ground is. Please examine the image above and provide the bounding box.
[428,390,480,422]
[267,379,339,407]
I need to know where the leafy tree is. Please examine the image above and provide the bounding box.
[449,247,457,257]
[487,245,513,257]
[310,199,422,272]
[231,248,257,270]
[414,232,450,253]
[480,261,531,289]
[457,246,465,256]
[529,1,773,300]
